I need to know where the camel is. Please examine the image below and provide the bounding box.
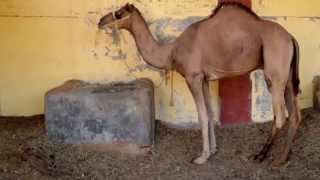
[98,2,301,166]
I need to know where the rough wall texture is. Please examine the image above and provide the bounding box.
[0,0,319,127]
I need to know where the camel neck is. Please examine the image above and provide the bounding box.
[127,11,173,70]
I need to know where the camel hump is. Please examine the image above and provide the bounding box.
[210,2,259,19]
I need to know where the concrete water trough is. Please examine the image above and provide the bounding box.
[45,78,155,153]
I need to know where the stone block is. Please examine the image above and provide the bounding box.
[45,79,155,149]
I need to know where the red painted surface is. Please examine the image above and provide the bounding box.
[218,0,252,126]
[219,75,252,126]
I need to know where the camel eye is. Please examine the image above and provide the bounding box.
[115,12,122,19]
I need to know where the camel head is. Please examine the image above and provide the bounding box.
[98,3,136,31]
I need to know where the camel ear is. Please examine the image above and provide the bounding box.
[125,3,135,12]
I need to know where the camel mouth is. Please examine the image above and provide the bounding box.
[104,27,113,34]
[98,21,108,29]
[97,21,112,32]
[98,24,113,34]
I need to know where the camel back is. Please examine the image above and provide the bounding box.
[210,2,259,19]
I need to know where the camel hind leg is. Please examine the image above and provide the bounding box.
[272,71,302,166]
[253,76,287,162]
[254,35,293,163]
[254,75,301,166]
[253,120,280,162]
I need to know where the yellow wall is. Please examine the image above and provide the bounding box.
[0,0,319,126]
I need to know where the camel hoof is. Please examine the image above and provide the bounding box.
[271,153,290,167]
[271,158,287,167]
[211,148,217,155]
[192,154,211,165]
[252,153,267,163]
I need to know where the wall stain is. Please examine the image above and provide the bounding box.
[111,50,127,60]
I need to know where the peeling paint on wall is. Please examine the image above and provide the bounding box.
[151,16,203,43]
[251,70,273,123]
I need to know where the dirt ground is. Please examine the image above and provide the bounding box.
[0,109,319,180]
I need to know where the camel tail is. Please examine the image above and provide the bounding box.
[291,37,301,95]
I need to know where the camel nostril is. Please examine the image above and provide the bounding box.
[98,21,104,28]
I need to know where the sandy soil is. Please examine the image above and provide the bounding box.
[0,109,319,180]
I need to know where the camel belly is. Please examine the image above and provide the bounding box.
[205,66,258,80]
[199,29,263,80]
[202,44,263,80]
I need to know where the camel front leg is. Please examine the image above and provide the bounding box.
[186,74,211,164]
[203,80,217,154]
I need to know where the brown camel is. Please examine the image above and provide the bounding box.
[98,2,301,166]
